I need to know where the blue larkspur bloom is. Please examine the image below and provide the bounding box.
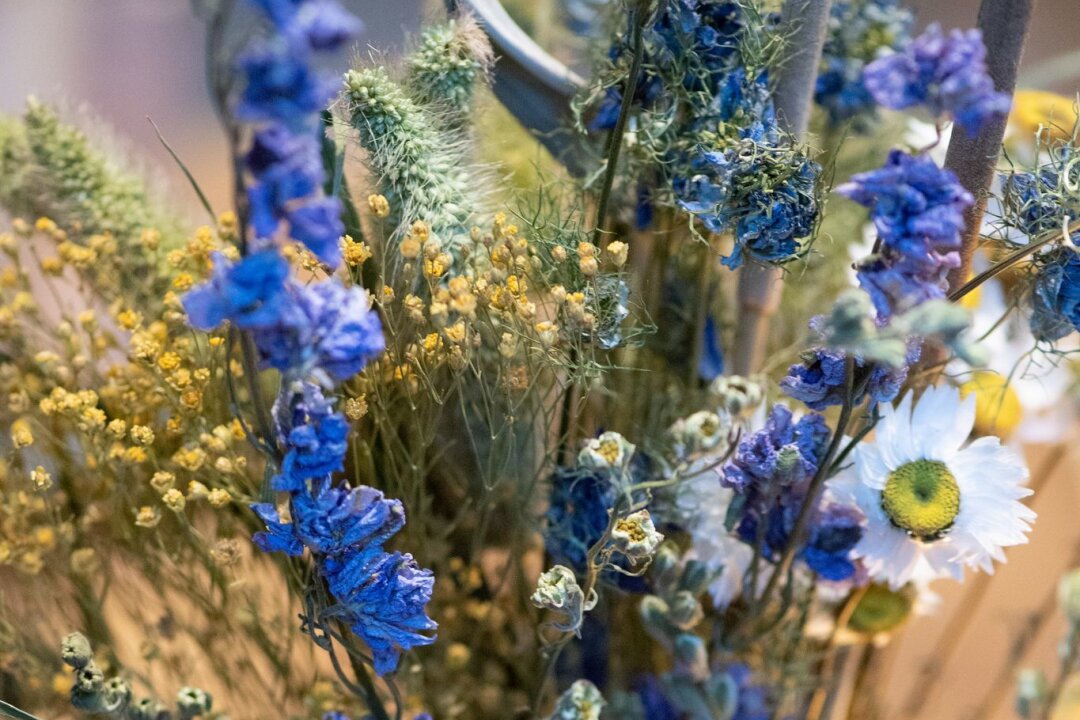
[780,345,919,410]
[802,502,863,581]
[251,502,305,556]
[590,0,744,130]
[237,41,340,129]
[246,123,324,240]
[181,250,291,331]
[722,406,862,581]
[253,278,386,381]
[815,0,913,128]
[862,23,1010,136]
[323,548,438,675]
[838,150,972,319]
[292,485,405,556]
[287,197,346,267]
[1030,250,1080,342]
[274,410,350,491]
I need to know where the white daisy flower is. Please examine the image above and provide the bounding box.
[830,385,1035,589]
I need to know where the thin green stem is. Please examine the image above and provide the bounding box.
[591,0,651,247]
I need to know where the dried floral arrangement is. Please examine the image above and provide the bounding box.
[1,1,1079,719]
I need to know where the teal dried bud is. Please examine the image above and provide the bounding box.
[61,632,94,669]
[1015,668,1048,719]
[667,590,704,630]
[531,565,597,635]
[546,679,606,720]
[406,19,493,122]
[639,595,674,639]
[673,633,709,682]
[819,290,885,356]
[705,672,739,719]
[678,559,711,597]
[650,542,681,592]
[176,687,212,720]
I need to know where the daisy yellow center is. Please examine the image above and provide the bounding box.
[881,459,960,541]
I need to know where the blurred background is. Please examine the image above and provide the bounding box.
[2,2,1079,719]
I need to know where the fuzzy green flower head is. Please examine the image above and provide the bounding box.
[531,564,597,635]
[406,19,492,120]
[610,510,664,563]
[546,679,606,720]
[578,431,635,473]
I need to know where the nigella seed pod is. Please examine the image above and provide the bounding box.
[649,542,681,592]
[176,687,212,720]
[60,631,94,669]
[102,676,133,713]
[130,698,173,720]
[678,559,711,597]
[705,672,739,719]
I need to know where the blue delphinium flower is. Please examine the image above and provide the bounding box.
[838,149,973,319]
[815,0,913,128]
[234,0,360,265]
[253,279,386,381]
[1030,250,1080,342]
[590,0,744,131]
[726,663,774,720]
[780,345,919,410]
[862,22,1011,136]
[721,406,863,582]
[323,548,438,675]
[182,0,436,679]
[181,250,292,330]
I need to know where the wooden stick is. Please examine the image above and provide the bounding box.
[732,0,833,375]
[944,0,1037,293]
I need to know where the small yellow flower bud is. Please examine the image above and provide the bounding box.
[30,465,51,490]
[135,506,162,528]
[151,471,176,493]
[162,489,186,512]
[207,488,232,508]
[11,418,34,448]
[187,480,209,499]
[606,241,629,267]
[367,194,391,218]
[344,395,368,420]
[107,419,127,438]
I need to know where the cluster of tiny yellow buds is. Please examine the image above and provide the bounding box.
[403,293,425,323]
[135,506,161,528]
[535,321,559,348]
[551,245,568,263]
[34,217,65,240]
[151,471,175,493]
[606,241,629,267]
[140,228,161,251]
[0,232,16,256]
[30,465,51,491]
[188,480,210,500]
[10,418,34,448]
[207,488,232,508]
[368,194,391,218]
[162,489,186,512]
[172,272,195,292]
[39,256,63,276]
[447,276,478,318]
[116,308,142,330]
[498,332,518,359]
[179,388,203,411]
[381,285,396,302]
[87,233,118,255]
[217,211,239,240]
[130,425,155,446]
[11,218,32,236]
[58,241,97,268]
[70,547,100,577]
[186,226,217,267]
[577,242,599,276]
[208,336,225,348]
[8,391,30,414]
[11,291,35,313]
[171,446,207,472]
[157,352,182,372]
[443,320,468,345]
[210,538,241,567]
[296,246,323,273]
[344,395,368,420]
[106,419,127,438]
[341,235,372,266]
